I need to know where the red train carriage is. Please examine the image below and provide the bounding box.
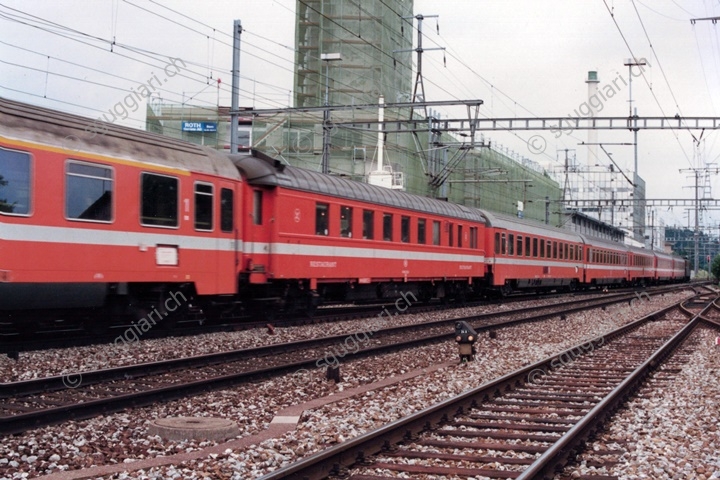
[0,96,690,335]
[672,256,689,282]
[232,153,490,307]
[484,212,584,294]
[655,251,675,283]
[628,247,655,286]
[581,236,631,287]
[0,97,241,328]
[654,252,688,283]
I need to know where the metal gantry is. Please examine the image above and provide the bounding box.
[465,116,720,132]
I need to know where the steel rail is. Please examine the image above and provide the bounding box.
[254,297,692,480]
[0,285,683,398]
[517,296,715,478]
[0,287,689,436]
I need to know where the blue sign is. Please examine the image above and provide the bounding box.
[182,121,217,132]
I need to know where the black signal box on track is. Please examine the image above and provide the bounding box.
[454,321,477,362]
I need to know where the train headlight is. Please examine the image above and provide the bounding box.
[455,335,462,342]
[468,335,474,342]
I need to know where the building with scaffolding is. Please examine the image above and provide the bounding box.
[546,71,649,246]
[550,153,643,240]
[148,1,645,232]
[248,0,567,225]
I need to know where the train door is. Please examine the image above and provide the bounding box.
[216,181,239,294]
[243,187,273,283]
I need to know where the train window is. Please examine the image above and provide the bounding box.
[552,241,557,259]
[501,233,507,255]
[340,206,353,238]
[495,232,500,254]
[315,203,329,236]
[363,210,374,239]
[433,221,441,246]
[508,234,514,255]
[0,147,31,216]
[516,236,523,256]
[383,213,393,241]
[194,182,213,231]
[470,226,478,249]
[253,190,263,225]
[547,242,552,259]
[418,218,427,244]
[141,173,178,227]
[458,225,463,248]
[220,188,234,232]
[525,236,531,257]
[66,161,113,222]
[540,239,545,258]
[449,222,454,247]
[559,243,563,260]
[401,216,410,243]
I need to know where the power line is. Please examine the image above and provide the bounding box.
[602,0,693,168]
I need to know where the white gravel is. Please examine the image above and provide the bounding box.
[556,325,720,480]
[0,290,629,381]
[0,290,698,479]
[89,290,694,480]
[0,297,537,381]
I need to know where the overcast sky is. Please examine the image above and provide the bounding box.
[2,0,719,231]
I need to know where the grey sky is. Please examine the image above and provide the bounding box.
[1,0,718,231]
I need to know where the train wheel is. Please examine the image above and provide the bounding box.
[303,303,317,319]
[304,292,320,318]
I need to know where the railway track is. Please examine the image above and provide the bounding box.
[254,293,717,480]
[2,283,697,353]
[0,285,691,436]
[554,320,710,477]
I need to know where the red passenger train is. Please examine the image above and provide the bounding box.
[0,97,688,331]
